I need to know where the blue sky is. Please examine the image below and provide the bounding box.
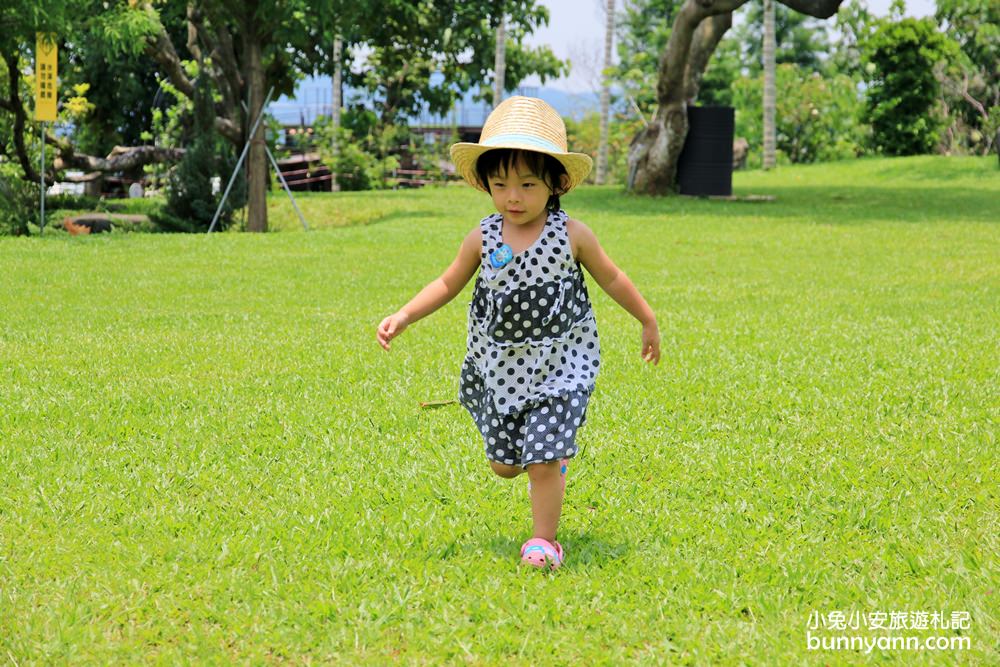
[522,0,939,93]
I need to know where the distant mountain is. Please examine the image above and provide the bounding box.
[533,89,601,120]
[268,75,603,126]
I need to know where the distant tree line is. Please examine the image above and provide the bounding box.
[1,0,996,234]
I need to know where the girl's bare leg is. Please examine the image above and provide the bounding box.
[489,461,526,479]
[526,461,563,542]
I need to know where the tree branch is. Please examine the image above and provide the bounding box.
[776,0,842,19]
[208,20,244,119]
[657,0,747,107]
[186,3,203,63]
[52,144,184,172]
[144,16,195,99]
[2,51,40,183]
[685,12,734,102]
[142,5,244,147]
[954,72,989,121]
[185,5,244,143]
[214,117,242,144]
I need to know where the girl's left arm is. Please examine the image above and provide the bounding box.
[569,219,660,365]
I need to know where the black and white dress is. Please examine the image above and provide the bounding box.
[459,209,601,467]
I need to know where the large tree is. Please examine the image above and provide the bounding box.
[153,0,563,229]
[626,0,844,195]
[133,0,346,232]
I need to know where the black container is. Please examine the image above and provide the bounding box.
[677,105,734,196]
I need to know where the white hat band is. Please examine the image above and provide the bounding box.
[481,133,565,154]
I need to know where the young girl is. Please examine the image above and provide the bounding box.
[377,96,659,570]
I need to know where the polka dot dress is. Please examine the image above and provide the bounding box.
[459,209,600,467]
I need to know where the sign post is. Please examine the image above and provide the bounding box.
[36,33,58,233]
[40,124,45,232]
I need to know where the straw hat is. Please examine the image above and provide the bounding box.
[450,96,593,193]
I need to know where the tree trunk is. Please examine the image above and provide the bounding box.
[331,34,343,192]
[245,20,268,233]
[628,0,724,194]
[763,0,777,169]
[494,13,506,107]
[626,0,844,195]
[596,0,615,185]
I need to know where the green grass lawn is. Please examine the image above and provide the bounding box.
[1,156,997,664]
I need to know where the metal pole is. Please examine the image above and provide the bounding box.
[265,146,309,231]
[40,122,45,233]
[208,86,274,233]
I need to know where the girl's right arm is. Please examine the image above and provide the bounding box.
[376,227,482,351]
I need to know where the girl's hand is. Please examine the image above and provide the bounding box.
[641,321,660,365]
[377,311,410,351]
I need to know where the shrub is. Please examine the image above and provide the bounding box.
[157,75,244,232]
[317,126,385,191]
[564,111,645,185]
[313,110,400,191]
[733,64,866,164]
[0,163,36,236]
[863,18,954,155]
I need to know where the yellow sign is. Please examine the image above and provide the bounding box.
[36,33,58,122]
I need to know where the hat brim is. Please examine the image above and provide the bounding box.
[450,141,593,193]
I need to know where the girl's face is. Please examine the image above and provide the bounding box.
[487,157,554,227]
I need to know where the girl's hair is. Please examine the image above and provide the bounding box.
[475,149,568,212]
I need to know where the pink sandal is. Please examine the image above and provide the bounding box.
[520,538,565,570]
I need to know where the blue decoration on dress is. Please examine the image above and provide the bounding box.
[490,243,514,269]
